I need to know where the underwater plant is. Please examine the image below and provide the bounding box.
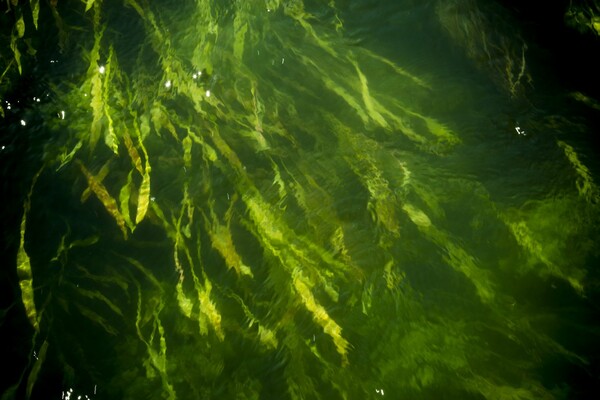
[2,0,600,399]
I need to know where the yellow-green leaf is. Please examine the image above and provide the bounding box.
[16,168,43,332]
[85,0,96,12]
[78,161,128,239]
[81,160,110,202]
[135,165,151,224]
[119,170,135,231]
[15,14,25,38]
[17,215,37,331]
[56,141,83,171]
[30,0,40,30]
[10,34,22,75]
[124,133,144,175]
[182,135,192,168]
[293,272,349,365]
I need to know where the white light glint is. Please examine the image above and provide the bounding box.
[1,145,6,150]
[20,119,26,126]
[98,65,106,74]
[375,388,385,396]
[192,73,198,80]
[205,90,211,97]
[63,388,74,400]
[165,80,172,89]
[58,110,66,120]
[281,57,285,64]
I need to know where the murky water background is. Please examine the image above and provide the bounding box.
[2,1,600,399]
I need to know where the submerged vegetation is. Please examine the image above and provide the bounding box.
[436,0,532,98]
[565,0,600,36]
[2,0,600,399]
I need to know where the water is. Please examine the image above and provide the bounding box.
[1,0,600,399]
